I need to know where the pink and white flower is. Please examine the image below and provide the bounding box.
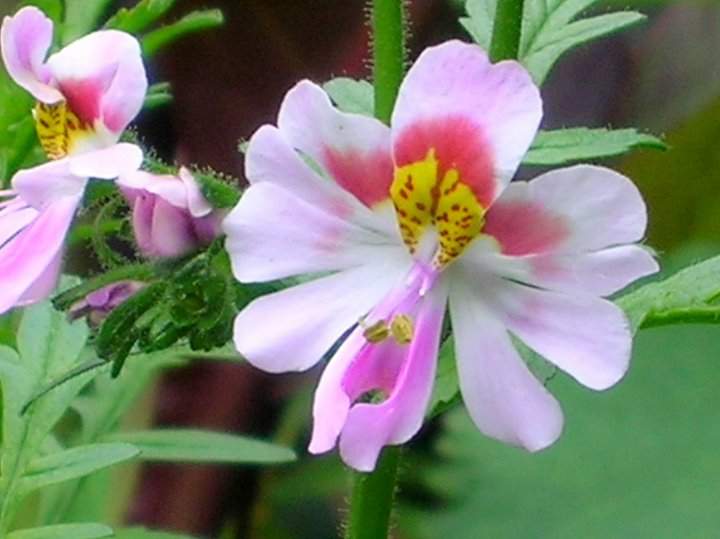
[223,40,659,471]
[0,6,147,313]
[119,167,223,259]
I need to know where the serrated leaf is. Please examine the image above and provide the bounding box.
[7,523,113,539]
[323,78,374,116]
[524,128,665,165]
[20,443,139,496]
[524,11,645,83]
[105,0,176,34]
[142,10,224,56]
[460,0,496,49]
[103,429,296,464]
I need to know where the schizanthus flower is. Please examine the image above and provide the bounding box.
[225,40,658,470]
[0,7,147,313]
[119,167,222,259]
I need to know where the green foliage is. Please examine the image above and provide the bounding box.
[324,78,374,116]
[401,323,720,538]
[105,0,177,34]
[144,82,174,109]
[524,128,666,166]
[7,523,114,539]
[103,429,296,464]
[462,0,645,83]
[141,9,224,56]
[194,169,243,209]
[113,528,199,539]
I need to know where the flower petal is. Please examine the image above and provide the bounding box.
[149,198,196,258]
[245,124,394,236]
[0,203,38,246]
[496,280,632,390]
[277,80,393,208]
[0,6,62,103]
[68,143,143,179]
[11,159,85,210]
[179,167,212,217]
[0,195,79,314]
[119,170,189,209]
[448,275,564,451]
[233,260,409,373]
[392,40,542,204]
[224,181,405,282]
[486,165,649,254]
[46,30,146,133]
[337,280,448,471]
[16,250,62,306]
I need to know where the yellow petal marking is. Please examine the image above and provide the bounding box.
[34,101,92,160]
[391,149,486,267]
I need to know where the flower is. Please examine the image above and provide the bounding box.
[0,6,147,314]
[69,280,145,325]
[118,167,222,258]
[0,144,144,313]
[1,6,147,157]
[223,40,659,471]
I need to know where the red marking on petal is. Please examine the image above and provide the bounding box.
[323,146,394,208]
[394,115,495,206]
[484,200,569,255]
[59,74,111,125]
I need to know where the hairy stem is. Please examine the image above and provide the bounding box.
[371,0,406,124]
[346,447,401,539]
[489,0,525,61]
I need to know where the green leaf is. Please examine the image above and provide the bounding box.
[7,523,113,539]
[144,82,173,110]
[193,171,242,209]
[113,528,199,539]
[523,11,645,83]
[102,429,296,464]
[524,128,666,165]
[617,254,720,332]
[428,339,461,418]
[105,0,177,34]
[323,78,374,116]
[142,10,224,56]
[460,0,496,49]
[461,0,646,84]
[20,443,139,496]
[18,1,63,24]
[62,0,114,44]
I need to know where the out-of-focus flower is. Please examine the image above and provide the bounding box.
[119,167,222,259]
[0,144,144,313]
[223,40,659,471]
[1,6,147,157]
[69,280,145,325]
[0,6,147,314]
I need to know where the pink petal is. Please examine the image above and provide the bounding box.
[337,280,448,471]
[223,181,406,282]
[487,165,648,254]
[149,198,196,258]
[448,277,564,451]
[46,30,146,134]
[11,159,86,210]
[16,250,62,306]
[68,143,143,179]
[0,203,38,245]
[245,124,397,237]
[130,192,156,257]
[497,280,632,391]
[0,6,62,103]
[277,80,393,208]
[179,167,212,217]
[0,195,79,314]
[392,40,542,204]
[232,261,409,374]
[119,170,189,209]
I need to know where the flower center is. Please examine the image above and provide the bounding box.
[390,148,486,267]
[34,101,92,160]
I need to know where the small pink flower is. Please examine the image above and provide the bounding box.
[69,280,145,325]
[223,41,659,470]
[0,7,147,314]
[118,167,222,259]
[1,6,147,155]
[0,145,144,313]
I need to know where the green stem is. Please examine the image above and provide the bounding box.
[346,447,401,539]
[342,2,407,537]
[372,0,406,124]
[489,0,525,62]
